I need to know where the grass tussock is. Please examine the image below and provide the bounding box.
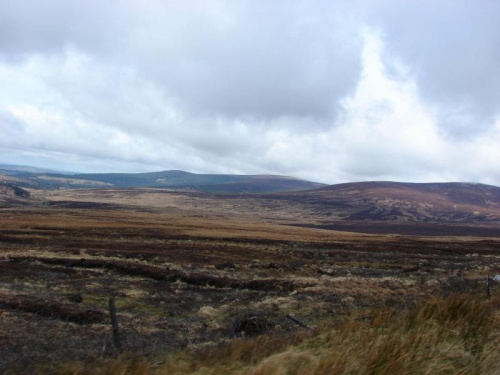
[13,294,500,375]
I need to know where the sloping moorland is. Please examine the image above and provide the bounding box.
[0,176,499,373]
[33,180,500,236]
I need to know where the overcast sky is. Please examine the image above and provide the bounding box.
[1,0,499,185]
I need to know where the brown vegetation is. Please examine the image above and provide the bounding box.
[14,294,500,374]
[0,187,499,372]
[11,256,297,291]
[0,294,107,324]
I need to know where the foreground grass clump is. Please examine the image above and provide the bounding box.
[28,294,500,375]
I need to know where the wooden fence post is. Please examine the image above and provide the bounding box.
[486,275,491,299]
[109,297,122,352]
[229,317,241,338]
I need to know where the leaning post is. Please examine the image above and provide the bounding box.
[486,275,491,299]
[108,297,123,352]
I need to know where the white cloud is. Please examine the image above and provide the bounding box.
[0,1,498,185]
[332,30,447,179]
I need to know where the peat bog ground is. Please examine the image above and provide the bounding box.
[0,188,499,372]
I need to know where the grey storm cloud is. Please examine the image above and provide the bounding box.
[365,0,500,137]
[0,0,499,184]
[0,0,363,119]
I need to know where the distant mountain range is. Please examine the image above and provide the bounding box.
[0,164,67,174]
[1,165,499,233]
[0,166,326,193]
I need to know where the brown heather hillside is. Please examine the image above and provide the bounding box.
[278,181,500,222]
[34,181,500,223]
[32,181,500,236]
[1,180,500,372]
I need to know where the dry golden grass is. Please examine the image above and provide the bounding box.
[20,294,500,375]
[0,206,369,243]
